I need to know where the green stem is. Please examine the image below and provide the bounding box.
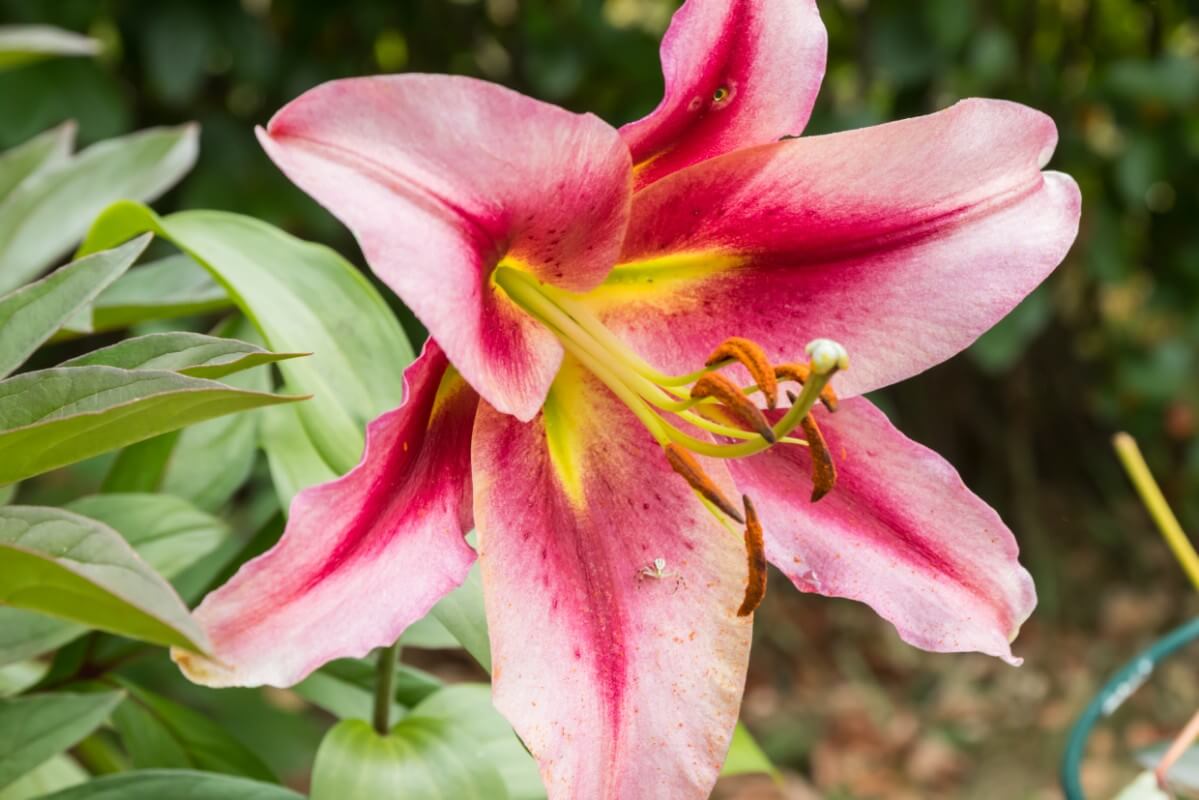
[373,642,399,735]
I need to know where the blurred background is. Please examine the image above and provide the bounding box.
[1,0,1197,797]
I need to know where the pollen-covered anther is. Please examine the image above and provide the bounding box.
[664,443,745,524]
[736,495,767,617]
[705,337,779,409]
[787,390,838,502]
[690,373,776,443]
[774,363,839,412]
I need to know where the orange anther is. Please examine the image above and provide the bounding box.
[691,373,776,443]
[706,337,779,409]
[736,496,767,617]
[799,413,837,502]
[664,444,745,524]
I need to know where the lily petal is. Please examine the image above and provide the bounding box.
[621,0,827,189]
[175,341,478,687]
[593,99,1081,398]
[258,75,632,420]
[472,358,751,799]
[727,397,1036,664]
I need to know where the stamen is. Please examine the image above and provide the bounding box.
[736,495,767,617]
[706,337,779,409]
[775,363,839,411]
[690,373,776,443]
[788,390,837,502]
[664,444,745,523]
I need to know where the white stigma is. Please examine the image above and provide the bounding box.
[805,339,849,375]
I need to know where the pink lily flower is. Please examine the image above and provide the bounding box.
[175,1,1080,797]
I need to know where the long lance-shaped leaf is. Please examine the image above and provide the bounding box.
[0,237,149,379]
[79,201,411,473]
[37,771,304,800]
[0,122,74,200]
[60,254,232,337]
[0,126,197,292]
[60,332,305,380]
[0,692,122,791]
[0,26,100,70]
[0,506,206,652]
[0,366,304,485]
[0,494,228,666]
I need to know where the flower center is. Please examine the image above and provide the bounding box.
[494,265,849,614]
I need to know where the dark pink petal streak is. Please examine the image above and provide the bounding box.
[175,341,479,687]
[601,99,1081,399]
[471,361,750,800]
[258,75,632,420]
[728,397,1036,663]
[622,0,827,189]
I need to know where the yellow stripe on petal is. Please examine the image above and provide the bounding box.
[584,251,743,306]
[542,358,590,507]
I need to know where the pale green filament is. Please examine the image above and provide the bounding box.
[493,266,834,460]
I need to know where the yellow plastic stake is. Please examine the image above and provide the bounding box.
[1112,432,1199,592]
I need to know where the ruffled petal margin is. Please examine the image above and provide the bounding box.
[175,341,479,687]
[727,397,1036,664]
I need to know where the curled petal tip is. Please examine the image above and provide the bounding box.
[805,338,849,375]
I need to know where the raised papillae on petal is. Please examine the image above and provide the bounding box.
[621,0,827,189]
[258,75,632,420]
[472,357,751,800]
[174,341,478,688]
[593,99,1081,399]
[728,397,1037,664]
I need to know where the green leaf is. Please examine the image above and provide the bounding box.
[0,122,74,201]
[80,202,411,473]
[59,332,305,379]
[0,613,79,668]
[0,660,46,697]
[0,366,303,485]
[0,493,228,665]
[719,722,777,779]
[65,493,229,578]
[62,254,232,336]
[110,679,276,782]
[160,363,266,511]
[0,506,206,652]
[409,684,543,800]
[100,319,269,509]
[260,401,337,509]
[430,558,491,671]
[0,755,85,800]
[37,771,304,800]
[401,613,461,650]
[0,692,122,790]
[0,126,197,293]
[0,237,147,378]
[0,26,100,70]
[100,433,179,494]
[311,717,508,800]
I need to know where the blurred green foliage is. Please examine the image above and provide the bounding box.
[1,0,1196,615]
